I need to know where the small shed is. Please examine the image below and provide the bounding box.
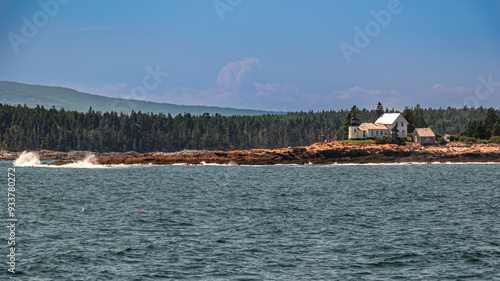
[412,128,436,144]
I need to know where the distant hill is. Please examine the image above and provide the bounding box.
[0,81,272,116]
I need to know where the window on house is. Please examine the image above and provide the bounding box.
[401,122,403,126]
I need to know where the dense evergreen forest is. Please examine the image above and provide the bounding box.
[0,103,498,152]
[461,107,500,141]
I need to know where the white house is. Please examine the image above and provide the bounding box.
[348,113,409,140]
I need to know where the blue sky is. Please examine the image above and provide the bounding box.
[1,0,499,111]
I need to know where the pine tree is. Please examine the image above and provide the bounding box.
[403,106,414,133]
[413,104,428,128]
[375,102,384,118]
[492,122,500,137]
[0,102,498,151]
[474,120,488,140]
[484,107,498,138]
[391,123,399,139]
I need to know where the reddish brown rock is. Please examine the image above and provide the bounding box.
[95,142,500,165]
[3,142,500,165]
[50,160,75,166]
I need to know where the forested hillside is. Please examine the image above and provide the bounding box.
[0,81,270,116]
[0,103,498,152]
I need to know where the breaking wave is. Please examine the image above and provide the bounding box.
[12,151,116,169]
[13,151,41,167]
[55,153,101,168]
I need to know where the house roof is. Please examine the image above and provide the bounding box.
[360,123,388,130]
[374,113,404,125]
[413,128,435,137]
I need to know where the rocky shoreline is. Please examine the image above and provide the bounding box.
[0,149,210,161]
[98,142,500,165]
[2,142,499,165]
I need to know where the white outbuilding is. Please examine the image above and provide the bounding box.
[348,113,409,140]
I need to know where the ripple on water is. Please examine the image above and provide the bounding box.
[3,162,500,280]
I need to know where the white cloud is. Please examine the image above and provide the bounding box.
[57,66,486,112]
[330,86,384,101]
[253,82,299,101]
[216,57,261,89]
[162,58,302,110]
[160,60,414,111]
[418,84,473,97]
[413,84,476,108]
[298,86,403,110]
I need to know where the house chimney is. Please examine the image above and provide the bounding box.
[372,117,374,123]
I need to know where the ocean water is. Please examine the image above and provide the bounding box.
[1,160,499,280]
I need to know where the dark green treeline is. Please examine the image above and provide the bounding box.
[0,104,348,152]
[0,103,498,152]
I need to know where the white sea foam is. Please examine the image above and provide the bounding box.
[200,161,231,166]
[13,151,41,167]
[331,162,415,166]
[430,161,500,165]
[49,153,104,168]
[13,151,121,169]
[13,151,498,168]
[330,161,500,166]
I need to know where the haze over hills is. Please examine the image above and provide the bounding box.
[0,81,272,116]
